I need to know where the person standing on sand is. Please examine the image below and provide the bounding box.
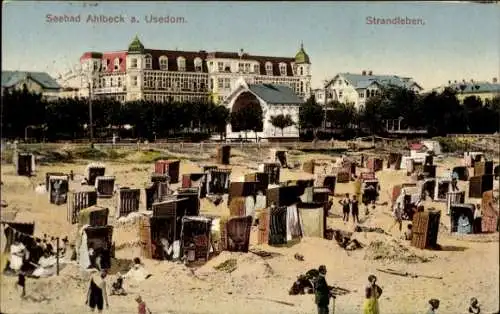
[351,195,360,224]
[315,265,333,314]
[339,194,350,223]
[363,275,382,314]
[388,203,403,233]
[426,298,440,314]
[135,295,152,314]
[86,270,109,313]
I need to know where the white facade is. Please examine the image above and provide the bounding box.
[224,78,301,141]
[315,72,423,110]
[79,38,312,104]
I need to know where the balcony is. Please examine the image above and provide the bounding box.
[93,86,126,94]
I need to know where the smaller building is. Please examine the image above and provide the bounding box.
[223,78,303,141]
[1,71,61,100]
[315,71,423,110]
[432,79,500,103]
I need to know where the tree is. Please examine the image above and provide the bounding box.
[299,95,324,139]
[269,114,295,136]
[360,95,385,134]
[208,104,230,140]
[325,101,357,130]
[420,88,465,136]
[230,104,263,141]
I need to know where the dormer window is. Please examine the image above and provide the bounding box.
[177,57,186,72]
[217,62,224,72]
[114,58,120,71]
[292,64,298,75]
[160,56,168,70]
[194,57,202,72]
[245,63,250,73]
[253,64,259,73]
[279,63,287,76]
[265,62,273,74]
[145,55,152,69]
[238,63,244,73]
[102,60,108,71]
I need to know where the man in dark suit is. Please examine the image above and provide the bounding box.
[315,265,334,314]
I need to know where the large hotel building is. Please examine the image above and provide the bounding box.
[79,36,312,104]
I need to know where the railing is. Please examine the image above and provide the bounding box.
[2,141,349,153]
[447,134,499,138]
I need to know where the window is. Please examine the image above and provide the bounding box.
[299,67,303,76]
[93,61,99,72]
[102,60,108,71]
[132,76,138,86]
[338,91,343,98]
[218,78,224,88]
[265,62,273,74]
[114,58,120,71]
[160,57,168,70]
[358,92,364,98]
[238,63,244,73]
[300,81,304,93]
[177,57,186,72]
[253,64,259,73]
[224,78,230,89]
[145,55,152,69]
[194,57,202,72]
[218,62,224,72]
[245,63,250,73]
[293,64,298,75]
[279,63,287,76]
[130,58,137,68]
[110,77,114,87]
[117,77,122,87]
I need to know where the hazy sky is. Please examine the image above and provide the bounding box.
[2,1,499,89]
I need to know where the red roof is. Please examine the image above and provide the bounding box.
[79,49,296,75]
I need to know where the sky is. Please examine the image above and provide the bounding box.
[2,1,500,90]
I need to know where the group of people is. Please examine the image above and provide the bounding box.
[339,193,361,224]
[311,264,384,314]
[311,264,485,314]
[86,258,152,313]
[9,231,68,298]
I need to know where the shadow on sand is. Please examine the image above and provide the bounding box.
[433,245,468,252]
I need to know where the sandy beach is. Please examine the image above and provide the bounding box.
[1,148,498,314]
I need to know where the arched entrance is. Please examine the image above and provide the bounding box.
[229,91,264,133]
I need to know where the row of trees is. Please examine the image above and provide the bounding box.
[2,86,296,141]
[300,85,500,137]
[2,84,499,142]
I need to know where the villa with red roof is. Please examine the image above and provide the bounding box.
[79,36,312,104]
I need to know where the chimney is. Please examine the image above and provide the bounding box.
[368,70,373,76]
[493,77,498,83]
[362,70,366,76]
